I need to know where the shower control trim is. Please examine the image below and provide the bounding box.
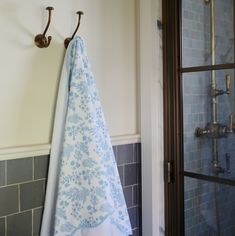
[195,117,233,139]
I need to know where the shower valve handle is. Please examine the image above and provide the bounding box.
[228,114,233,132]
[226,74,231,94]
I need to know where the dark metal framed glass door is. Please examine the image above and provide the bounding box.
[163,0,235,235]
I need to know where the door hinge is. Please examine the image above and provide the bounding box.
[167,161,174,184]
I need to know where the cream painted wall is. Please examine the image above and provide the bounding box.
[0,0,137,148]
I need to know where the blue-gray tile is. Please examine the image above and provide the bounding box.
[7,158,33,184]
[20,180,45,211]
[133,185,141,206]
[117,144,134,165]
[0,217,5,236]
[0,161,5,186]
[34,155,49,179]
[33,208,43,236]
[7,211,32,236]
[128,207,141,229]
[123,186,133,208]
[124,164,138,186]
[0,185,19,217]
[134,143,141,163]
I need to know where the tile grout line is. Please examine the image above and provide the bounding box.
[118,162,138,167]
[132,185,134,207]
[32,209,34,236]
[5,216,7,236]
[32,206,43,211]
[127,206,138,210]
[42,179,46,204]
[2,209,32,218]
[18,184,21,212]
[0,178,46,189]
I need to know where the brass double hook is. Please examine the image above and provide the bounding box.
[35,7,54,48]
[35,7,84,49]
[64,11,84,49]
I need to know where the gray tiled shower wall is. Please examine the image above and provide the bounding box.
[0,143,141,236]
[182,0,235,235]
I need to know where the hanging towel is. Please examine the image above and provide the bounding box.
[40,36,132,236]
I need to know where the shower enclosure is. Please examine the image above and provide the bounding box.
[164,0,235,235]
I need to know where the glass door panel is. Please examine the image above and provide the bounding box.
[182,69,235,181]
[184,177,235,236]
[182,0,234,68]
[181,0,235,236]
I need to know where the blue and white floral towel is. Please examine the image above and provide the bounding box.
[40,36,132,236]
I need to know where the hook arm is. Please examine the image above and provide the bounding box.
[42,7,54,36]
[64,11,84,48]
[71,11,83,39]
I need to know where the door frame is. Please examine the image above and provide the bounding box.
[163,0,184,235]
[163,0,235,235]
[139,0,165,235]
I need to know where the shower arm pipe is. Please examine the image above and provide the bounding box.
[209,0,217,124]
[210,0,220,169]
[210,0,215,69]
[206,0,220,170]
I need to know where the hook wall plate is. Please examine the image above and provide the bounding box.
[35,6,54,48]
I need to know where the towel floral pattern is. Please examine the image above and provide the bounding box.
[54,37,132,236]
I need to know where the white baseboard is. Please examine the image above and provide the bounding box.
[0,134,141,161]
[111,134,141,146]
